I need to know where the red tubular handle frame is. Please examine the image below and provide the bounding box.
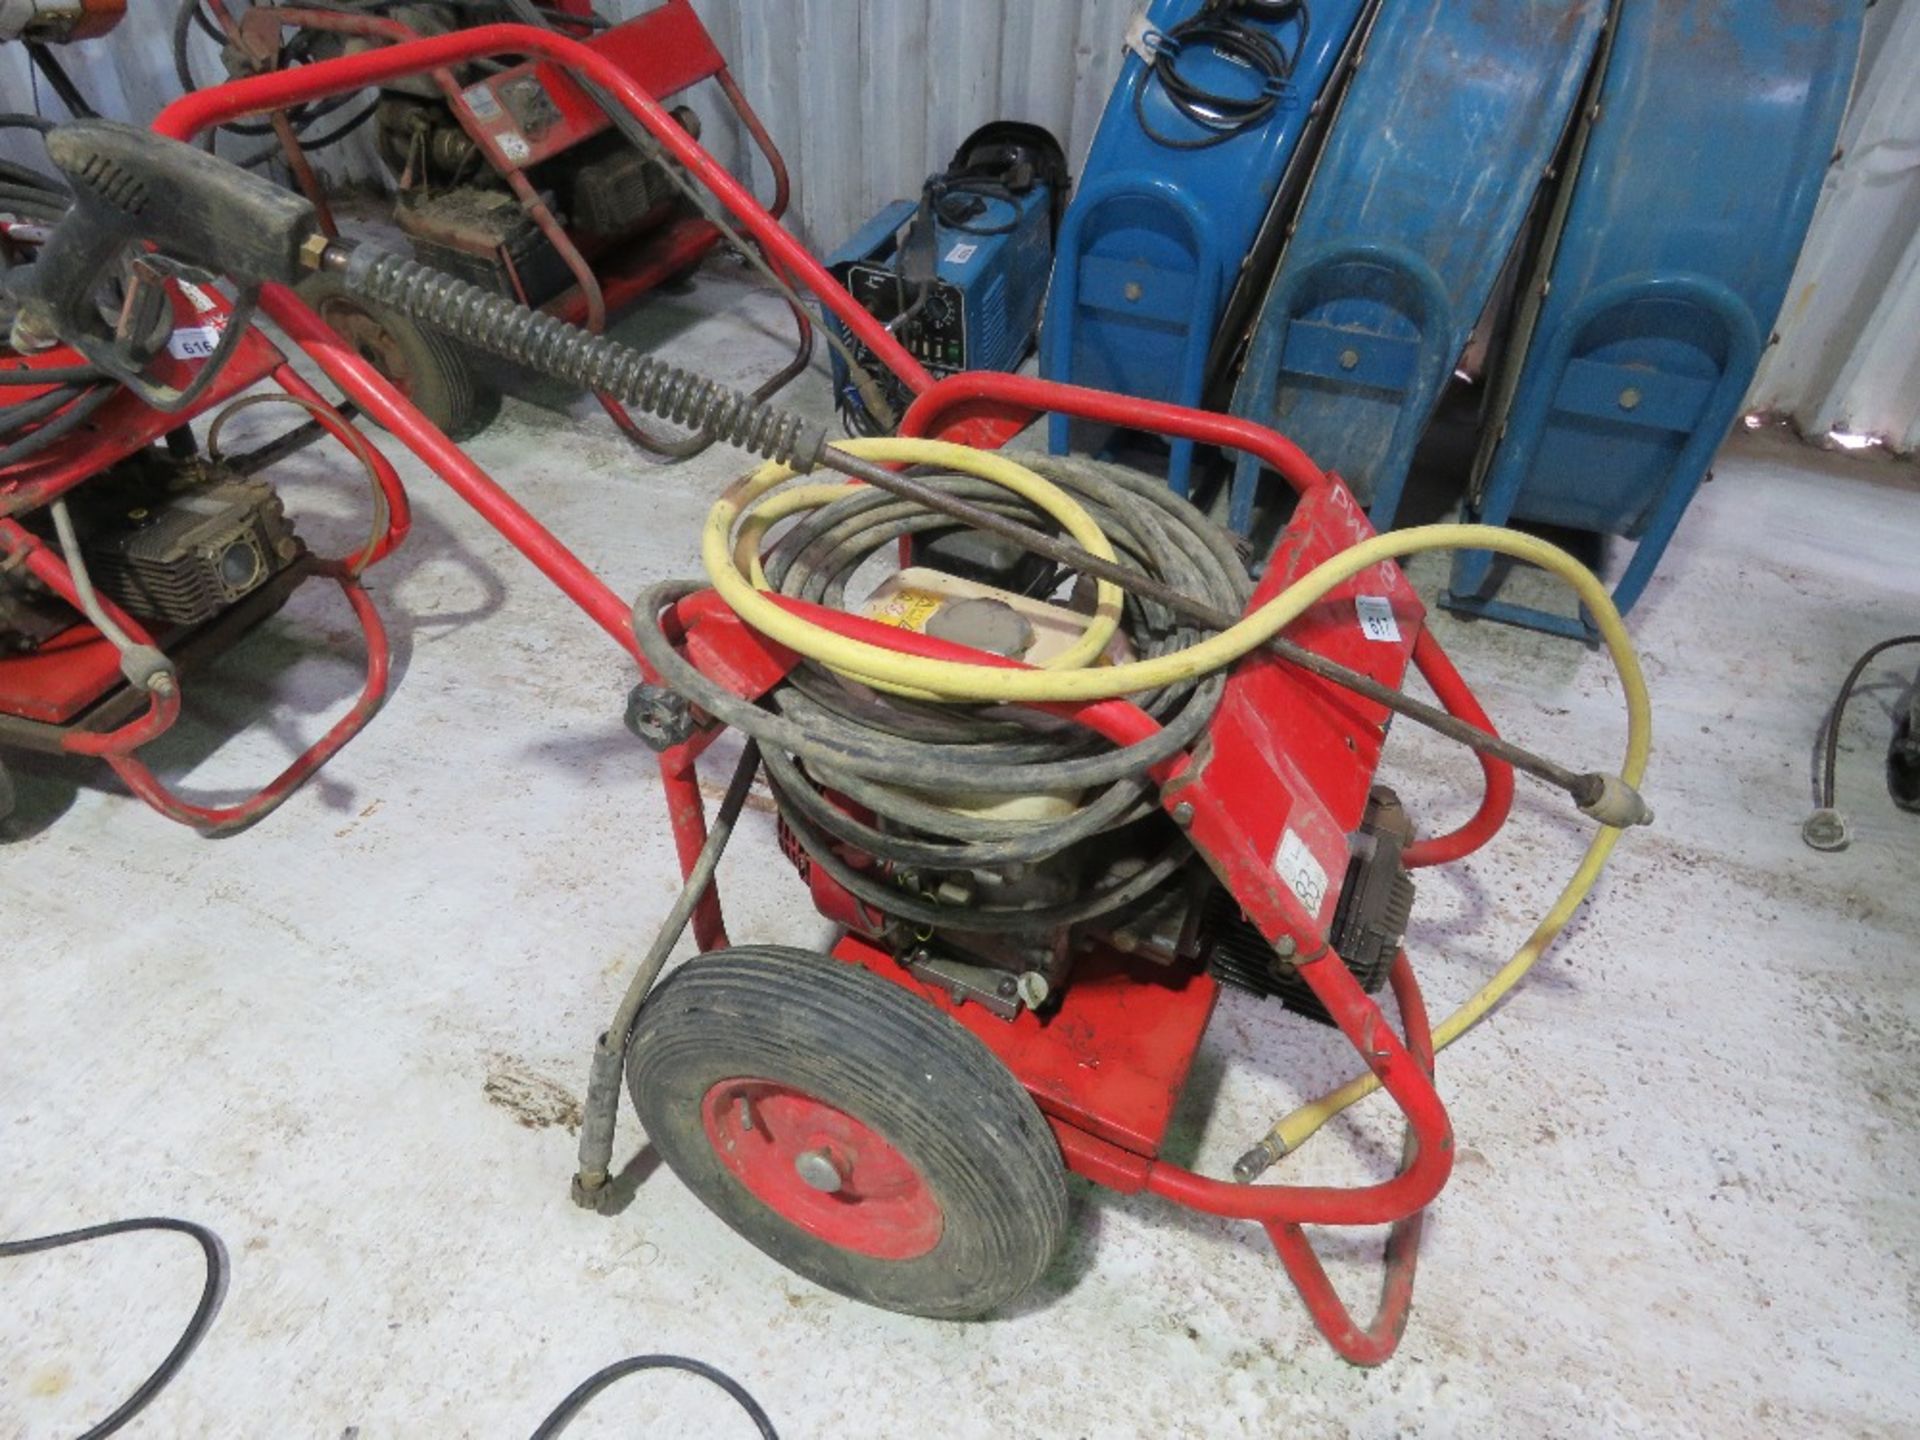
[152,22,932,396]
[150,25,939,928]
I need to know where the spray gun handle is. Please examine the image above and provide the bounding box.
[9,120,316,351]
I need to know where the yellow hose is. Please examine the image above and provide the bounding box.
[707,438,1652,1162]
[712,438,1125,698]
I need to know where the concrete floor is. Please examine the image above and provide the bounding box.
[3,273,1918,1438]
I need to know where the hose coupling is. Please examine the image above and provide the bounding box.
[1800,806,1850,852]
[570,1035,627,1212]
[1232,1135,1287,1184]
[1573,772,1653,829]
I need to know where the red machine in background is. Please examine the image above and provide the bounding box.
[0,274,402,831]
[177,0,810,444]
[2,18,930,833]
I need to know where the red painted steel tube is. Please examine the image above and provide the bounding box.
[0,517,181,752]
[901,371,1332,500]
[95,567,392,835]
[262,363,414,571]
[1143,960,1450,1226]
[259,289,725,926]
[2,514,395,831]
[1402,628,1515,869]
[151,23,933,395]
[258,282,644,659]
[1265,949,1434,1364]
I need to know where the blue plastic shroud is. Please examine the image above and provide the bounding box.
[1041,0,1371,494]
[1226,0,1608,534]
[1444,0,1863,641]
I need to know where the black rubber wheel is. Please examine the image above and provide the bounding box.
[627,945,1067,1320]
[295,271,501,440]
[0,754,13,828]
[1890,709,1920,813]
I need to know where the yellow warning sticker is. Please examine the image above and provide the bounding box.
[866,590,943,632]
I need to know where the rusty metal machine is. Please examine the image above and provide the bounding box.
[173,0,809,444]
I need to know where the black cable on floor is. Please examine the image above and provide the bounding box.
[528,1354,779,1439]
[1818,634,1920,807]
[0,1217,227,1440]
[5,1218,777,1437]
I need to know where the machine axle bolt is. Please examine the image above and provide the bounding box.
[1338,347,1360,371]
[794,1148,845,1193]
[1171,801,1195,827]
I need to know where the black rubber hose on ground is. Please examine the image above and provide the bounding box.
[1819,634,1920,807]
[0,1217,227,1440]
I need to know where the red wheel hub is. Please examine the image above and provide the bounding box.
[700,1077,944,1261]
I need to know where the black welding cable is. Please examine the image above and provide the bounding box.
[169,0,379,155]
[1133,1,1306,150]
[0,156,67,194]
[528,1354,777,1439]
[223,401,363,475]
[0,375,91,431]
[0,193,69,228]
[0,1217,227,1440]
[1818,634,1920,808]
[3,1217,777,1439]
[27,41,98,119]
[0,363,102,384]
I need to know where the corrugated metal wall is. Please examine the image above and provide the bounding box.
[648,0,1137,249]
[5,1,1917,455]
[1,1,1139,245]
[1748,0,1920,455]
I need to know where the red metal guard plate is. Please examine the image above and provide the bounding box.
[1176,480,1426,939]
[833,933,1220,1158]
[462,0,724,169]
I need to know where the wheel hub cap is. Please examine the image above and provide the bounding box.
[701,1077,944,1260]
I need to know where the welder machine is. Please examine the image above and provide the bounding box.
[6,26,1653,1363]
[823,123,1067,435]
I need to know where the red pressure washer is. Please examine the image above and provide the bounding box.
[177,0,812,447]
[1,26,1646,1363]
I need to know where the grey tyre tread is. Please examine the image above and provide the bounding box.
[627,945,1067,1320]
[294,272,500,441]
